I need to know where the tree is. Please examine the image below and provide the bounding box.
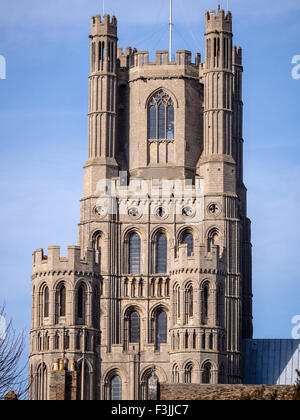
[293,369,300,400]
[0,304,28,400]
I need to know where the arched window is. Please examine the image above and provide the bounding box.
[216,284,224,326]
[54,331,60,350]
[36,363,47,400]
[77,361,91,400]
[92,285,100,329]
[155,309,167,349]
[185,330,189,349]
[148,90,174,140]
[165,278,170,296]
[93,231,103,265]
[157,278,163,297]
[131,279,136,297]
[202,362,212,384]
[138,279,144,297]
[184,284,193,323]
[124,279,129,297]
[110,375,122,400]
[174,284,180,322]
[207,228,219,252]
[128,232,141,274]
[172,364,179,384]
[77,284,85,321]
[56,284,66,319]
[65,331,70,350]
[180,232,194,256]
[43,286,49,318]
[155,233,167,274]
[150,279,156,297]
[202,283,209,324]
[129,311,140,343]
[185,363,193,384]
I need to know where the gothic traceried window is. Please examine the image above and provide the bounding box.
[148,90,174,140]
[36,363,47,400]
[128,232,141,274]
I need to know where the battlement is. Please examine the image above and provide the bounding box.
[233,46,242,66]
[90,14,117,37]
[205,9,232,33]
[32,246,98,275]
[172,244,221,273]
[128,49,201,68]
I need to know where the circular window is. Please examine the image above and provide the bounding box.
[182,206,193,217]
[128,207,140,218]
[95,205,107,217]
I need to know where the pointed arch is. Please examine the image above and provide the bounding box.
[147,90,175,140]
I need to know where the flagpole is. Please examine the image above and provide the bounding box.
[169,0,173,61]
[103,0,105,15]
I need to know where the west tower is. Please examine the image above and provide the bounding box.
[29,9,252,400]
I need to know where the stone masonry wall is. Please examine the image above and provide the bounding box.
[160,384,295,400]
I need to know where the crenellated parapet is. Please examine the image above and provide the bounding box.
[32,246,99,278]
[90,14,117,38]
[170,244,226,276]
[233,46,242,66]
[205,9,232,34]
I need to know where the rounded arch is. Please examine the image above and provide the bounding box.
[122,303,144,319]
[103,367,127,401]
[122,225,146,242]
[140,365,168,384]
[150,303,169,319]
[178,228,194,257]
[150,226,170,242]
[103,367,127,384]
[145,87,179,109]
[91,229,106,244]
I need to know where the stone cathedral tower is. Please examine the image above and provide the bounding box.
[29,9,252,400]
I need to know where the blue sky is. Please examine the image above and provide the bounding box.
[0,0,299,363]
